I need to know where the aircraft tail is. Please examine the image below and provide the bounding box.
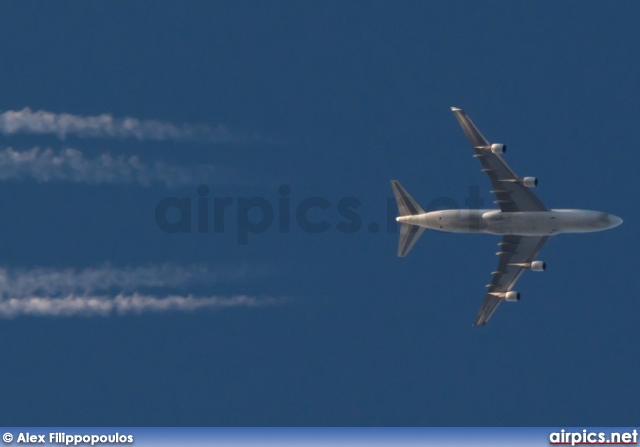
[390,180,426,257]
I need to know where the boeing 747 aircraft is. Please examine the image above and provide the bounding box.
[391,107,622,326]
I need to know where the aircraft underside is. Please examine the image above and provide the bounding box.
[397,209,622,236]
[390,107,622,325]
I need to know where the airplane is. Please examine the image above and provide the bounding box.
[391,107,622,326]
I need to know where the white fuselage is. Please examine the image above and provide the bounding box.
[397,209,623,236]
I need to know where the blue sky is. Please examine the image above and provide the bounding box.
[0,1,637,426]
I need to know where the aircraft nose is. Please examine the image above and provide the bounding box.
[608,214,623,228]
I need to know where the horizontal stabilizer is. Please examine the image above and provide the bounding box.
[390,180,425,216]
[398,223,426,257]
[391,180,427,257]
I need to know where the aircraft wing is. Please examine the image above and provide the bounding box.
[451,107,547,212]
[474,235,549,326]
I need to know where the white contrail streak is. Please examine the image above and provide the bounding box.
[0,108,246,142]
[0,294,282,318]
[0,264,264,298]
[0,264,281,318]
[0,147,230,187]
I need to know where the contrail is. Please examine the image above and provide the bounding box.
[0,264,266,298]
[0,107,249,143]
[0,264,281,318]
[0,147,233,187]
[0,294,282,318]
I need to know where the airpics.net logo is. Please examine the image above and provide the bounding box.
[154,184,487,244]
[549,429,638,446]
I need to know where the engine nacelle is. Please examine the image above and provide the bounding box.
[522,176,538,187]
[531,260,546,271]
[490,143,506,154]
[505,291,520,302]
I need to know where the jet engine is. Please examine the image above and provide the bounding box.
[530,260,546,271]
[508,261,546,271]
[490,143,506,154]
[522,176,538,187]
[505,291,520,302]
